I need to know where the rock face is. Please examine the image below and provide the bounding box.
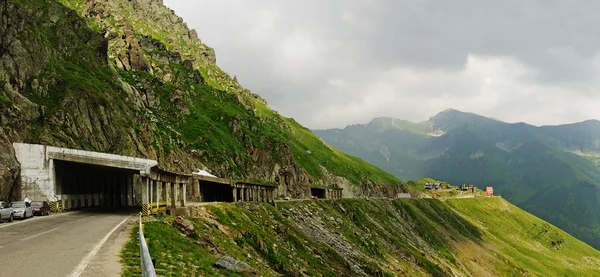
[0,0,402,201]
[214,256,257,276]
[174,216,195,237]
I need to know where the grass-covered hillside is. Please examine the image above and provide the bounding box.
[0,0,401,199]
[315,109,600,249]
[121,198,600,276]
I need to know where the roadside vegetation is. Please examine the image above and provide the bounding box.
[121,198,600,276]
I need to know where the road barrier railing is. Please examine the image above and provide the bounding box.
[139,213,157,277]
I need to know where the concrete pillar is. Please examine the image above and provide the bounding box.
[141,177,149,205]
[155,180,160,210]
[170,182,177,208]
[166,183,171,204]
[162,182,167,204]
[233,187,237,202]
[199,180,206,202]
[181,184,186,207]
[149,179,154,210]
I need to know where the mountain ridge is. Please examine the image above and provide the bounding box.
[314,109,600,249]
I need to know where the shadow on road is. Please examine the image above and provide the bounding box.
[65,206,141,215]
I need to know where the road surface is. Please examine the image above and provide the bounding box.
[0,209,136,277]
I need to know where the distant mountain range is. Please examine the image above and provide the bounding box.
[314,109,600,249]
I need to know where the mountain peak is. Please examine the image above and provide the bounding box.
[429,109,499,131]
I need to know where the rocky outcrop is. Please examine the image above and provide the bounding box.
[214,256,258,276]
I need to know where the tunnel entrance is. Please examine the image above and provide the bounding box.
[54,160,138,209]
[311,187,326,199]
[198,180,233,202]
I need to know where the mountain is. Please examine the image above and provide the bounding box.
[314,109,600,249]
[0,0,402,200]
[122,198,600,276]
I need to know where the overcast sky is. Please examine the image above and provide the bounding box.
[164,0,600,129]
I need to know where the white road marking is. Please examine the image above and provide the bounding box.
[20,227,60,241]
[69,216,131,277]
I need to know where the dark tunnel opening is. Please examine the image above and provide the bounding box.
[199,181,233,202]
[311,188,326,199]
[53,160,139,210]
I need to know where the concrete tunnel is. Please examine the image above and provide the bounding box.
[13,143,158,211]
[54,160,138,209]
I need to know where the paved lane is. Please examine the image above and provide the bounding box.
[0,209,135,277]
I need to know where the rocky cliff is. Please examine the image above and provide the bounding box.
[0,0,402,200]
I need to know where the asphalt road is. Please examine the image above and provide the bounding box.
[0,209,136,277]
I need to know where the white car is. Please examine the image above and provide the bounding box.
[0,201,13,222]
[11,201,33,219]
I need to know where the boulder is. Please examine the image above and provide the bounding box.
[173,216,195,237]
[214,256,257,276]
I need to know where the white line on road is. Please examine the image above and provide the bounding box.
[69,215,131,277]
[20,227,60,241]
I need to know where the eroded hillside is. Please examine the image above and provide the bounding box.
[121,198,600,276]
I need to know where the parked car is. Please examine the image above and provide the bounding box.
[0,201,13,222]
[11,201,33,219]
[312,196,319,200]
[284,196,291,201]
[31,201,50,216]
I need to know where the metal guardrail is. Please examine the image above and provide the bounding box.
[139,213,157,277]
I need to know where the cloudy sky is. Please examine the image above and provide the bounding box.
[164,0,600,129]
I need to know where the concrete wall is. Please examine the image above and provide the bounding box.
[14,144,54,201]
[13,143,158,202]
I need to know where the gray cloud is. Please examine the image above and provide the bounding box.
[164,0,600,129]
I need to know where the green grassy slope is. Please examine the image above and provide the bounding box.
[446,198,600,276]
[121,198,600,276]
